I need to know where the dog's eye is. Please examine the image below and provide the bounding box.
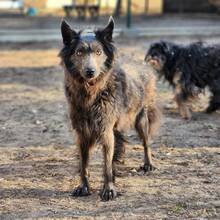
[76,50,83,56]
[96,49,102,56]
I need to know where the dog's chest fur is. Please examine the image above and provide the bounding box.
[65,74,117,140]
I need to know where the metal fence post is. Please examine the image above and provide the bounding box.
[126,0,132,28]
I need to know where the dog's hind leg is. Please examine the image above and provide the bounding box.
[71,136,93,197]
[206,87,220,113]
[113,130,126,164]
[112,130,126,181]
[135,106,160,172]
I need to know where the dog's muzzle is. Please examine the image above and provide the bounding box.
[145,55,159,66]
[85,68,96,79]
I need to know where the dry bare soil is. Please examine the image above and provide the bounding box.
[0,39,219,219]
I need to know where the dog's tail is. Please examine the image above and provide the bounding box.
[147,103,162,140]
[144,72,162,139]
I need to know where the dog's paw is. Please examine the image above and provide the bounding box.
[113,158,125,165]
[181,114,192,120]
[138,163,157,173]
[179,110,192,120]
[100,186,117,201]
[71,185,91,197]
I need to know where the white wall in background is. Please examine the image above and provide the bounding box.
[46,0,72,8]
[46,0,117,9]
[0,0,23,9]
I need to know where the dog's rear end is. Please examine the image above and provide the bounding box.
[133,73,161,171]
[144,74,161,140]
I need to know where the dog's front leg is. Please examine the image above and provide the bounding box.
[175,93,192,120]
[100,130,117,201]
[71,137,92,197]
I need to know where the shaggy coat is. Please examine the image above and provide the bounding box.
[145,41,220,119]
[60,17,161,201]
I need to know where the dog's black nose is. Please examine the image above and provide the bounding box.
[86,68,96,78]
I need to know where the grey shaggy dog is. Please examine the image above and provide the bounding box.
[59,17,161,201]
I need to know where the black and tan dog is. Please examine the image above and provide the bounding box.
[145,41,220,119]
[60,17,161,201]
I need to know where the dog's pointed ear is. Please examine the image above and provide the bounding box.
[100,16,115,42]
[61,19,78,45]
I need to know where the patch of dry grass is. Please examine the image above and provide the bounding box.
[0,50,59,68]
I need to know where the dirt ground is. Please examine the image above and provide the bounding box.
[0,38,220,219]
